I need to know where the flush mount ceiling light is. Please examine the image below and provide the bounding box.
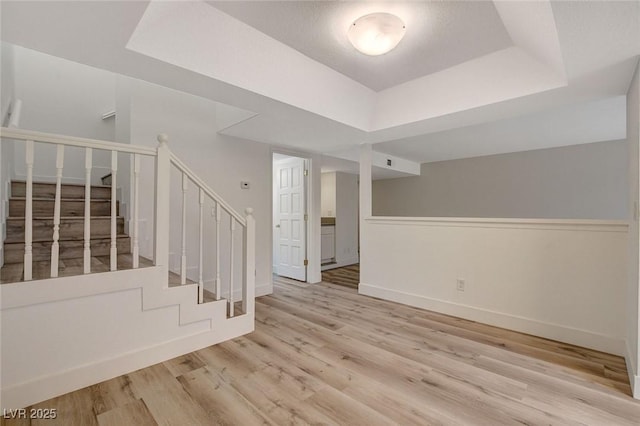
[347,12,406,56]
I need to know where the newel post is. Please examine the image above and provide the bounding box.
[154,134,171,276]
[242,207,256,316]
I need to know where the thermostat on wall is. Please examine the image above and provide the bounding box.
[240,181,250,189]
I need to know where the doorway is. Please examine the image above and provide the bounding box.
[273,153,309,281]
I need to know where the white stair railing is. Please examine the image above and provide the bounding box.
[0,127,255,318]
[168,142,255,317]
[23,139,33,281]
[2,128,155,279]
[50,145,64,277]
[83,148,92,274]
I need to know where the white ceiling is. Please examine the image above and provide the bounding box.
[208,1,513,91]
[1,0,639,173]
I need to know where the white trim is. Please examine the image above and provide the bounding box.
[625,340,640,399]
[1,264,156,310]
[1,127,156,156]
[1,315,254,409]
[359,282,626,356]
[366,216,628,232]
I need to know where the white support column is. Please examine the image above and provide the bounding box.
[198,188,204,303]
[23,140,34,281]
[50,144,64,278]
[132,154,140,269]
[359,144,373,221]
[359,144,372,291]
[154,134,171,279]
[180,172,188,285]
[83,148,92,274]
[110,150,118,271]
[242,208,255,316]
[229,216,236,317]
[215,203,221,300]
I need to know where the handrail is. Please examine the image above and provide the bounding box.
[169,152,247,226]
[0,127,156,156]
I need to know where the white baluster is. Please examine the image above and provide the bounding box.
[180,172,188,285]
[154,134,170,278]
[110,151,118,271]
[83,148,92,274]
[50,145,64,278]
[229,216,235,317]
[198,188,204,303]
[23,140,34,281]
[215,203,221,300]
[243,208,255,316]
[132,154,140,269]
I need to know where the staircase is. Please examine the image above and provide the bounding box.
[2,181,130,280]
[0,126,256,410]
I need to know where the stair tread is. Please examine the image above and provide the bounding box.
[10,197,115,201]
[11,180,112,189]
[4,234,130,244]
[8,216,125,220]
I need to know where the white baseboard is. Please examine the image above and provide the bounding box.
[359,283,625,356]
[321,256,359,271]
[625,340,640,399]
[1,315,254,410]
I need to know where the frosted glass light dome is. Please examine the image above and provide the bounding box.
[347,13,406,56]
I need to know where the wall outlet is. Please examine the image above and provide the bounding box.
[456,279,465,292]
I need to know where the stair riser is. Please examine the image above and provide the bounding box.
[11,181,112,200]
[6,218,125,242]
[3,237,131,263]
[9,199,119,217]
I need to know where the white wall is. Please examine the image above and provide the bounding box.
[321,172,336,217]
[373,140,628,220]
[10,45,115,184]
[627,60,640,398]
[1,43,15,126]
[360,217,628,356]
[128,79,273,296]
[334,172,359,267]
[0,265,253,409]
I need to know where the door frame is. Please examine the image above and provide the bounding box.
[271,148,320,283]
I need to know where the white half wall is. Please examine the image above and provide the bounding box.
[0,266,254,409]
[360,217,628,356]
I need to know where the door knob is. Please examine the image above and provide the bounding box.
[275,224,280,228]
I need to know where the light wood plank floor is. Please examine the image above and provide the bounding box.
[3,277,640,425]
[321,264,359,289]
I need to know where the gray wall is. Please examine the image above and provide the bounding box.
[373,140,628,220]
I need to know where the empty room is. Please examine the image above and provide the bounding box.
[1,1,640,424]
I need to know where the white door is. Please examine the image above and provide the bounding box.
[275,157,307,281]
